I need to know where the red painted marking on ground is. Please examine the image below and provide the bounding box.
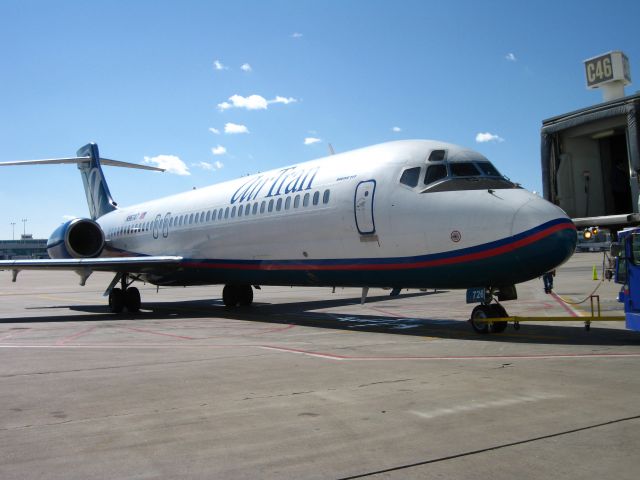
[120,326,196,340]
[550,291,580,317]
[56,326,98,346]
[248,324,296,335]
[0,328,32,341]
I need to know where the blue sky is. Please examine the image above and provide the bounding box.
[1,0,639,239]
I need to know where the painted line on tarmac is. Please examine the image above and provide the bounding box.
[0,343,639,362]
[550,291,582,317]
[410,392,564,420]
[55,326,98,346]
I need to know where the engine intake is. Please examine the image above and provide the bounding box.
[47,218,105,259]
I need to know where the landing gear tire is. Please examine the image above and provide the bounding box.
[109,288,125,313]
[470,304,509,334]
[125,287,141,313]
[470,305,492,334]
[488,304,508,333]
[239,285,253,306]
[223,285,253,307]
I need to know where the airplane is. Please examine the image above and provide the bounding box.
[0,140,577,333]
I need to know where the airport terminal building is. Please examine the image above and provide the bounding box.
[0,235,48,260]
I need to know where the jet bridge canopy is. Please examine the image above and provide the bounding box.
[541,93,640,228]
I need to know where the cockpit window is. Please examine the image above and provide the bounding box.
[476,161,501,176]
[424,164,447,185]
[428,149,446,162]
[450,162,481,177]
[400,167,421,187]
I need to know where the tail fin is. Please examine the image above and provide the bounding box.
[76,143,117,219]
[0,143,164,220]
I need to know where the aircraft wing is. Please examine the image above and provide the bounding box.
[0,256,183,274]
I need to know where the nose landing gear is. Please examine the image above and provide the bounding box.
[469,303,509,334]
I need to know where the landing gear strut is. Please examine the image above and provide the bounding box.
[222,285,254,307]
[108,273,141,313]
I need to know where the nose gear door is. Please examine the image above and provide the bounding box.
[354,180,376,234]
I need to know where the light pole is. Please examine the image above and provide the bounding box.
[21,218,27,237]
[10,222,15,240]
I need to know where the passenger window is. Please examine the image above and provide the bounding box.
[238,205,243,217]
[211,210,216,221]
[200,212,205,223]
[206,211,211,222]
[294,195,300,208]
[218,209,223,220]
[245,204,250,216]
[268,199,274,212]
[224,207,229,219]
[450,162,481,177]
[189,214,194,224]
[323,189,330,204]
[252,203,258,215]
[303,193,310,207]
[312,191,319,205]
[424,164,448,185]
[231,206,236,218]
[276,198,282,211]
[400,167,421,187]
[285,196,291,210]
[260,201,266,213]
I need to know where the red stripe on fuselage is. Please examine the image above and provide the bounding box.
[184,221,575,272]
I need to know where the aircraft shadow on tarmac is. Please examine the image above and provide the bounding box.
[2,291,639,346]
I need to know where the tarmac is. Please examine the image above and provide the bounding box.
[0,251,639,479]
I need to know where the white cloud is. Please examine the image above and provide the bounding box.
[291,32,303,38]
[217,94,298,111]
[505,53,517,62]
[144,155,190,175]
[240,63,252,72]
[209,127,220,135]
[271,96,297,105]
[193,161,224,171]
[304,137,321,145]
[475,132,505,143]
[211,145,227,155]
[224,122,249,134]
[213,59,228,70]
[392,126,402,132]
[218,94,268,111]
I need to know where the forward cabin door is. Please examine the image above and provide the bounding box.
[354,180,376,234]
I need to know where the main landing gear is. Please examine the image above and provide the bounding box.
[222,285,254,307]
[108,273,141,313]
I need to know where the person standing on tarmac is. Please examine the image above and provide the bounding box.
[543,270,556,294]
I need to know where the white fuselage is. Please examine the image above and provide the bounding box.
[95,140,576,288]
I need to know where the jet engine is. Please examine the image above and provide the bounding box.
[47,218,105,259]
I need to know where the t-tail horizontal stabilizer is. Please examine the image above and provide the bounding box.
[0,143,164,220]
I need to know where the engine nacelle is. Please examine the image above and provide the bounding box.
[47,218,105,259]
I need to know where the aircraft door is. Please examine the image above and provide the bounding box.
[354,180,376,234]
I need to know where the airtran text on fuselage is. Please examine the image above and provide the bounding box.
[230,165,320,204]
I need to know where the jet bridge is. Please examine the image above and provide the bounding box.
[541,92,640,233]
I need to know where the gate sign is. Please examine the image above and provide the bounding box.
[584,51,631,89]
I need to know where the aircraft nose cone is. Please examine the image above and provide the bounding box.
[511,195,577,275]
